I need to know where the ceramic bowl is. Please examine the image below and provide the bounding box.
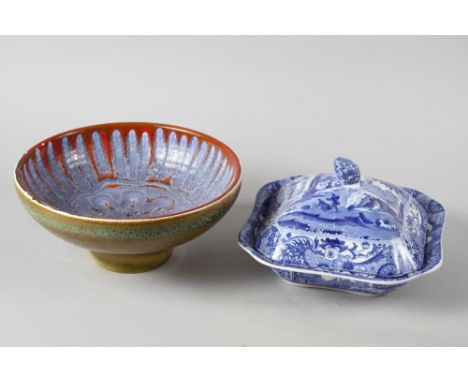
[238,158,445,296]
[15,122,241,273]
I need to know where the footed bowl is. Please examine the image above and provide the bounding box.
[15,122,241,273]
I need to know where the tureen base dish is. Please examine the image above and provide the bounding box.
[273,270,402,296]
[238,158,445,296]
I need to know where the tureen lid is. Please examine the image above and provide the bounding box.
[255,157,429,278]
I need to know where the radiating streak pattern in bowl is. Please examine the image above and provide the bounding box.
[16,128,234,219]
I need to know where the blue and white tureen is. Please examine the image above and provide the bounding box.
[238,157,445,296]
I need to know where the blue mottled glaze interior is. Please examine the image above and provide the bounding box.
[16,127,236,219]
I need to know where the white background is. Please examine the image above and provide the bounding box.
[1,36,467,345]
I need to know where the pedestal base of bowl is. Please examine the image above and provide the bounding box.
[90,249,173,274]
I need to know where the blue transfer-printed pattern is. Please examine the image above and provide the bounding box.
[238,176,445,295]
[334,157,361,185]
[256,169,429,278]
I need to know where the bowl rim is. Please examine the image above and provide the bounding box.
[14,121,242,224]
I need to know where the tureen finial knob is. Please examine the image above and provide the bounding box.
[334,157,361,185]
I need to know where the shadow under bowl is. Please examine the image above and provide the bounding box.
[14,122,241,273]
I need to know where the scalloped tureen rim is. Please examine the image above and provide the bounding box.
[238,240,443,285]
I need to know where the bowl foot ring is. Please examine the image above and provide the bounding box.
[90,249,173,273]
